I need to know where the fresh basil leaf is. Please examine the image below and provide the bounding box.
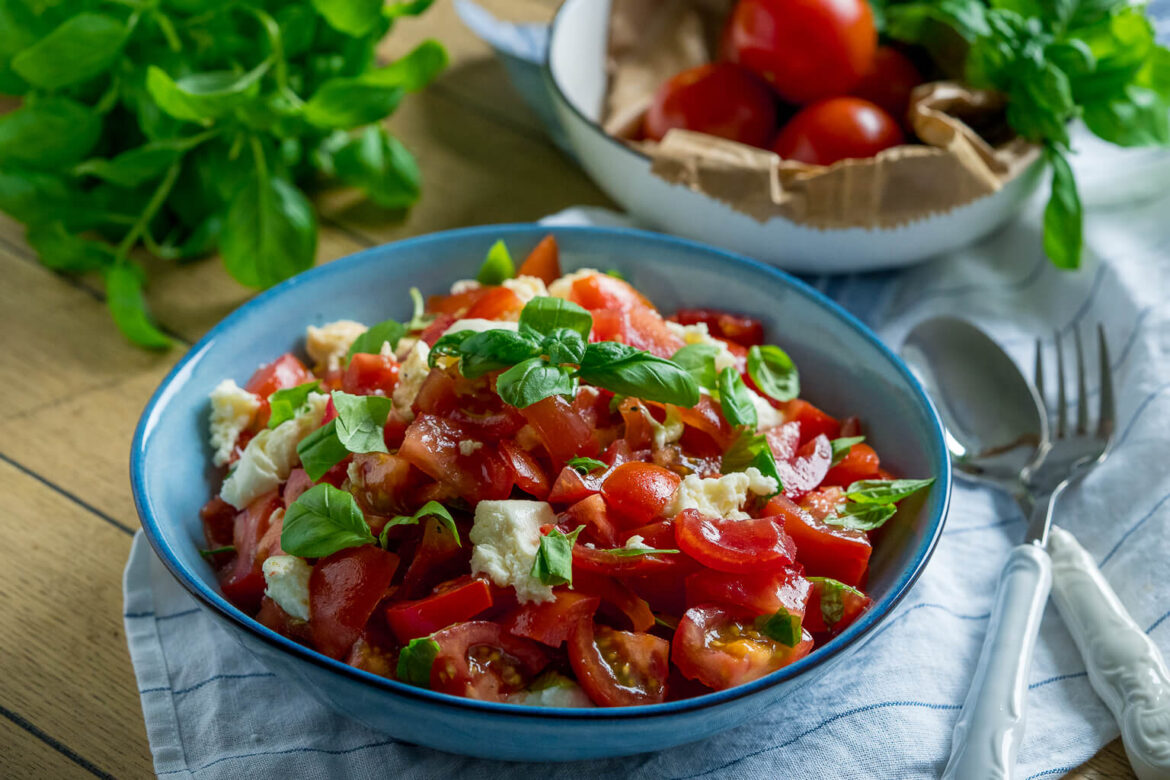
[477,239,514,285]
[519,296,592,340]
[1042,146,1083,270]
[312,0,384,36]
[364,39,448,92]
[541,328,586,365]
[717,367,757,429]
[281,483,375,557]
[146,63,270,122]
[267,381,321,429]
[1082,85,1170,147]
[0,171,73,225]
[824,502,898,531]
[74,133,213,189]
[566,456,606,474]
[347,318,407,359]
[333,126,421,209]
[604,269,626,281]
[597,547,681,558]
[385,0,436,17]
[296,420,350,481]
[829,436,866,467]
[531,525,583,587]
[722,429,783,496]
[304,78,404,129]
[275,3,319,57]
[578,342,700,408]
[407,287,431,331]
[671,343,720,390]
[0,98,101,169]
[12,13,126,90]
[0,0,43,94]
[457,329,542,379]
[757,607,802,647]
[429,330,475,367]
[378,500,460,547]
[26,222,116,273]
[808,577,865,628]
[332,390,393,454]
[845,477,935,504]
[396,636,440,687]
[198,545,236,558]
[496,358,574,408]
[220,174,317,288]
[104,264,172,349]
[747,345,800,403]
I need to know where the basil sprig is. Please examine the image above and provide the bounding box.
[747,345,800,403]
[347,319,407,360]
[757,607,802,647]
[531,525,583,587]
[597,546,681,557]
[267,381,320,429]
[808,577,865,628]
[378,500,460,547]
[566,456,607,474]
[822,478,935,532]
[281,483,376,558]
[671,343,721,390]
[295,390,393,480]
[718,367,783,495]
[829,436,866,467]
[717,367,757,430]
[476,239,515,285]
[397,636,440,687]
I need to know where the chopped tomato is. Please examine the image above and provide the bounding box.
[823,442,881,486]
[499,440,550,499]
[464,286,524,321]
[245,353,313,427]
[799,486,846,520]
[573,545,683,577]
[256,596,312,642]
[566,272,654,311]
[548,465,596,506]
[385,576,493,642]
[573,571,656,632]
[199,496,236,552]
[673,605,812,690]
[219,491,281,612]
[674,395,735,450]
[774,434,832,500]
[348,452,422,517]
[569,619,670,706]
[673,509,797,573]
[414,369,525,439]
[802,579,872,634]
[564,273,683,359]
[765,421,802,461]
[400,414,513,504]
[418,314,455,346]
[601,462,681,527]
[686,567,812,619]
[766,495,871,587]
[503,590,600,647]
[562,494,619,547]
[282,468,314,506]
[430,621,550,701]
[341,352,399,396]
[670,308,766,347]
[398,515,470,599]
[309,546,400,659]
[346,633,397,677]
[783,399,841,443]
[516,235,561,284]
[519,395,599,466]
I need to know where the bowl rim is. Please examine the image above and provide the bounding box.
[130,222,952,720]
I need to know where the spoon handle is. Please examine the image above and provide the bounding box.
[942,543,1052,780]
[1047,526,1170,780]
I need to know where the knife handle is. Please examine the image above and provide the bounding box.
[942,543,1052,780]
[1048,526,1170,780]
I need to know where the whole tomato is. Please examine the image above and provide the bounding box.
[851,46,924,123]
[644,63,778,148]
[772,97,904,166]
[723,0,876,104]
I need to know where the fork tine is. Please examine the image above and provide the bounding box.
[1097,324,1116,439]
[1034,338,1046,412]
[1074,326,1089,435]
[1055,329,1068,438]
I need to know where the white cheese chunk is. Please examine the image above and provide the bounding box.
[665,321,738,373]
[666,467,779,521]
[220,392,329,509]
[624,535,652,550]
[508,680,595,708]
[450,279,482,295]
[208,379,261,467]
[458,439,484,456]
[442,318,520,337]
[750,388,787,431]
[547,268,601,300]
[502,275,549,303]
[647,404,684,450]
[470,500,556,604]
[262,555,312,621]
[391,340,432,422]
[306,320,367,372]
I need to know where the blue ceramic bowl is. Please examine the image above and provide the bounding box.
[131,224,951,762]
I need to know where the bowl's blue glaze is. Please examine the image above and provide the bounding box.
[131,224,951,761]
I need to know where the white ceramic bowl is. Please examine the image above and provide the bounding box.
[545,0,1044,273]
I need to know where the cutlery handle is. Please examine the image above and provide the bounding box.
[1048,526,1170,780]
[942,543,1052,780]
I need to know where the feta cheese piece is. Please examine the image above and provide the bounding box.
[208,379,261,467]
[749,388,786,431]
[502,275,549,303]
[391,340,432,421]
[548,268,601,300]
[666,467,779,521]
[442,318,520,336]
[220,392,329,509]
[624,535,652,551]
[646,404,684,450]
[508,680,595,708]
[450,279,482,295]
[665,321,738,373]
[458,439,484,456]
[470,500,557,604]
[306,320,367,372]
[262,555,312,621]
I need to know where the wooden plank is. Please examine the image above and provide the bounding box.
[0,461,151,778]
[0,717,100,780]
[1068,741,1136,779]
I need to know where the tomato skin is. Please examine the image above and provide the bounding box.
[430,621,550,701]
[671,308,766,347]
[673,509,797,573]
[724,0,876,104]
[219,491,282,612]
[385,576,493,643]
[348,452,421,517]
[418,314,456,346]
[341,353,399,396]
[569,619,670,706]
[398,515,471,599]
[200,496,236,551]
[851,46,923,122]
[645,63,778,148]
[600,462,681,527]
[823,442,881,486]
[802,579,872,633]
[572,545,683,577]
[673,604,813,690]
[464,286,524,320]
[764,420,802,461]
[519,395,599,466]
[565,273,684,359]
[799,485,846,520]
[766,494,871,586]
[686,567,812,619]
[499,440,551,499]
[783,399,841,444]
[573,571,656,633]
[309,546,400,659]
[773,97,904,166]
[399,414,513,504]
[516,235,561,284]
[775,434,833,500]
[245,353,313,428]
[503,590,600,647]
[562,493,619,547]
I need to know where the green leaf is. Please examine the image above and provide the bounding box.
[378,500,460,547]
[198,545,235,558]
[1137,45,1170,102]
[595,546,681,557]
[824,502,898,531]
[407,287,431,331]
[332,390,393,454]
[541,328,587,366]
[384,0,437,17]
[829,436,865,467]
[519,296,592,340]
[496,358,575,408]
[276,3,319,57]
[26,222,116,273]
[396,636,440,687]
[74,133,214,189]
[220,175,317,288]
[104,264,172,349]
[0,170,72,225]
[347,317,407,359]
[476,239,514,284]
[845,477,935,504]
[312,0,384,37]
[304,78,404,129]
[296,420,350,481]
[567,456,606,474]
[578,342,700,408]
[453,329,542,379]
[722,429,783,496]
[717,367,757,429]
[333,126,421,208]
[807,577,864,627]
[671,343,720,390]
[0,0,43,95]
[530,525,583,587]
[1043,146,1083,270]
[757,607,802,647]
[12,13,127,90]
[1082,85,1170,147]
[0,98,101,169]
[429,330,475,366]
[281,483,375,557]
[364,39,448,92]
[267,381,321,429]
[146,63,270,122]
[747,345,800,403]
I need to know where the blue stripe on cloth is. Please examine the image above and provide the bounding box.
[138,672,277,697]
[1148,608,1170,634]
[1026,765,1078,779]
[1100,490,1170,566]
[1116,380,1170,448]
[155,738,408,775]
[1029,671,1088,690]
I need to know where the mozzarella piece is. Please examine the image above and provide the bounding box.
[208,379,261,467]
[624,535,652,550]
[750,388,786,431]
[508,680,595,708]
[666,467,779,521]
[391,340,432,421]
[442,318,520,336]
[469,500,556,604]
[547,268,601,300]
[647,404,684,450]
[306,320,367,372]
[458,439,484,456]
[665,321,738,373]
[262,555,312,621]
[450,279,481,294]
[502,275,549,303]
[220,392,329,509]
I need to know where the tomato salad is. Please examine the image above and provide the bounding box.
[199,235,933,707]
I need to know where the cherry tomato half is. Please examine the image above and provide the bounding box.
[766,494,871,586]
[851,45,923,123]
[516,234,562,284]
[673,604,813,690]
[430,621,551,701]
[569,619,670,706]
[773,97,904,166]
[309,546,400,659]
[503,589,600,647]
[686,566,812,618]
[385,576,493,643]
[673,509,797,573]
[645,63,778,148]
[601,462,681,527]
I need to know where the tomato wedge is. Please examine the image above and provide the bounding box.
[516,234,561,284]
[519,395,600,466]
[673,509,797,573]
[503,590,600,647]
[572,545,682,577]
[822,442,881,486]
[347,452,421,517]
[430,621,550,701]
[766,495,871,587]
[569,619,670,706]
[573,571,655,632]
[774,434,832,500]
[802,579,872,634]
[670,308,766,347]
[686,567,812,618]
[673,605,813,690]
[399,414,513,504]
[499,440,551,499]
[385,576,493,643]
[341,352,399,396]
[562,494,619,547]
[600,462,681,527]
[309,546,400,659]
[398,515,470,599]
[782,399,841,444]
[245,353,313,427]
[219,491,281,612]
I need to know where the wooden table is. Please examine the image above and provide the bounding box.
[0,1,1135,776]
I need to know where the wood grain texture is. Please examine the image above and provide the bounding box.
[0,0,1132,776]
